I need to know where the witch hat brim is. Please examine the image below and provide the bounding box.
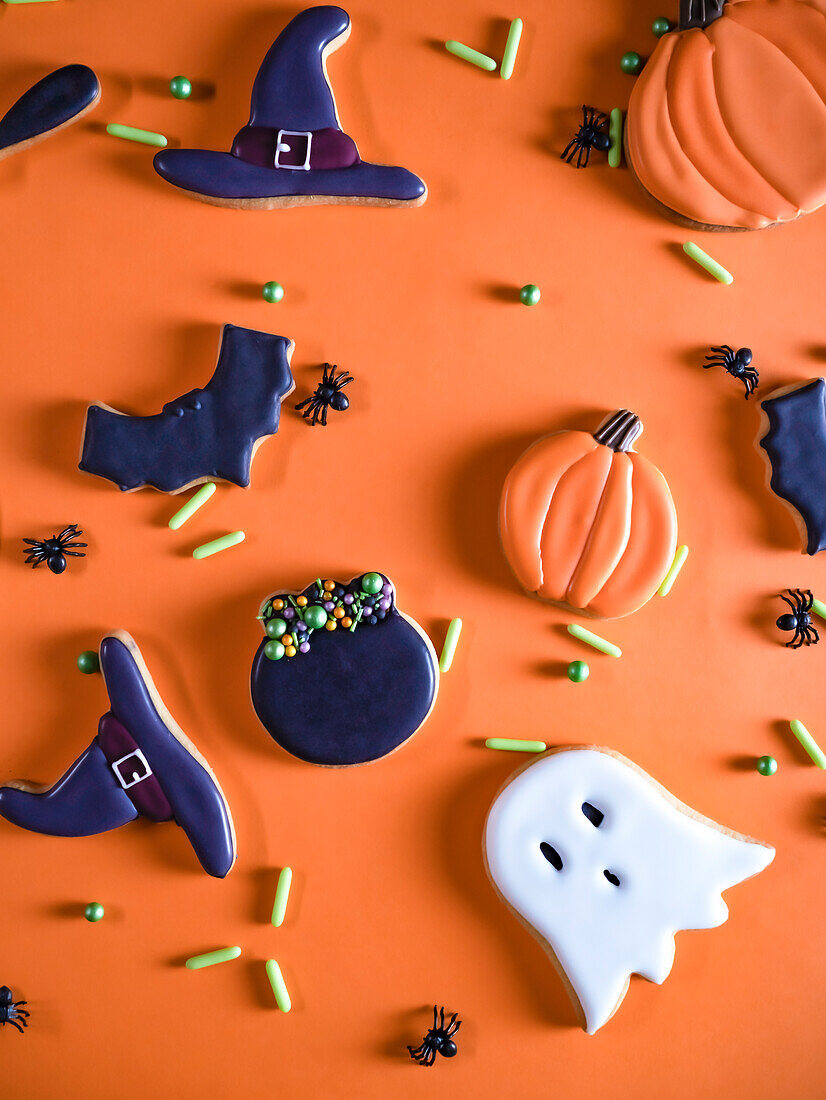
[0,64,100,162]
[153,6,426,209]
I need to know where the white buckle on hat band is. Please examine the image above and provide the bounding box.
[274,129,312,170]
[111,748,153,790]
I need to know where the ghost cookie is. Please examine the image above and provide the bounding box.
[499,410,677,618]
[250,572,438,765]
[484,747,774,1034]
[0,65,100,162]
[79,324,294,493]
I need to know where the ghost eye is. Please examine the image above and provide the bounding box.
[581,802,604,827]
[603,870,620,887]
[539,842,563,871]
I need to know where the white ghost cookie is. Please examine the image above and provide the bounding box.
[484,746,774,1035]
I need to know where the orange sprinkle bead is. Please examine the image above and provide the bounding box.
[341,616,352,628]
[272,599,284,611]
[323,580,335,592]
[296,595,308,607]
[281,634,293,645]
[285,645,297,657]
[325,620,337,631]
[333,607,345,619]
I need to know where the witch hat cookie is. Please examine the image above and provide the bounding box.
[0,65,100,162]
[0,632,236,878]
[153,6,427,209]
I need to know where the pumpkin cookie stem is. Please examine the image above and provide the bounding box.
[679,0,726,31]
[592,410,642,452]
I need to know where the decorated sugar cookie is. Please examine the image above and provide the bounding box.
[758,378,826,554]
[153,6,427,210]
[0,65,100,162]
[0,632,236,879]
[250,573,438,765]
[625,0,826,230]
[499,410,677,618]
[79,324,294,493]
[484,747,774,1034]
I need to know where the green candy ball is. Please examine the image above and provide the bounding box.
[264,640,286,661]
[519,284,541,307]
[620,51,644,75]
[303,605,328,630]
[84,903,105,923]
[651,17,673,36]
[262,281,285,304]
[169,76,192,100]
[757,755,777,777]
[77,650,100,675]
[265,618,288,639]
[567,660,590,683]
[361,572,383,594]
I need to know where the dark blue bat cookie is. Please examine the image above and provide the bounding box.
[79,324,295,493]
[0,64,100,161]
[759,378,826,555]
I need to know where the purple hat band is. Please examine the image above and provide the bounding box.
[96,712,174,824]
[231,125,359,171]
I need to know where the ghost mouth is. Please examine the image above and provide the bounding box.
[539,841,563,870]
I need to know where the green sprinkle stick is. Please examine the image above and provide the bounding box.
[567,623,622,658]
[485,738,547,753]
[185,946,242,970]
[445,40,497,72]
[192,530,245,560]
[3,0,59,5]
[106,123,168,148]
[168,483,216,530]
[439,618,463,673]
[682,241,733,285]
[500,18,523,80]
[658,544,689,596]
[789,720,826,769]
[271,867,293,928]
[608,108,623,168]
[265,959,292,1012]
[812,597,826,621]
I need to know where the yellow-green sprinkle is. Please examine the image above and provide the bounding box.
[3,0,59,4]
[682,241,733,285]
[185,946,242,970]
[485,737,547,753]
[265,959,292,1012]
[499,19,523,80]
[271,867,292,928]
[789,720,826,769]
[106,123,168,148]
[439,618,463,673]
[811,597,826,621]
[658,545,689,597]
[168,483,216,530]
[445,40,497,72]
[192,530,245,559]
[567,623,621,658]
[608,108,623,168]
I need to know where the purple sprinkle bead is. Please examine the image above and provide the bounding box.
[299,642,310,654]
[343,594,354,605]
[295,621,307,632]
[382,583,393,596]
[323,600,335,612]
[283,607,295,620]
[379,598,390,611]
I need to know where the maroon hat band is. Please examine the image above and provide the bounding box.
[231,126,360,171]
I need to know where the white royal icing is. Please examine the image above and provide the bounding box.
[484,748,774,1034]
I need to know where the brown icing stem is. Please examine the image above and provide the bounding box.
[679,0,726,31]
[592,410,643,452]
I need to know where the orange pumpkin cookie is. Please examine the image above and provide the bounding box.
[499,410,677,619]
[625,0,826,231]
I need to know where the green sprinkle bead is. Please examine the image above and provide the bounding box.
[567,660,590,683]
[620,51,644,75]
[262,281,284,304]
[266,618,288,639]
[264,641,285,661]
[519,284,541,306]
[169,75,192,100]
[77,650,100,675]
[303,605,328,630]
[362,572,383,594]
[652,17,674,36]
[84,903,105,922]
[757,755,777,777]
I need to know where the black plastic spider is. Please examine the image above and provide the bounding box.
[407,1005,461,1067]
[22,524,87,574]
[703,345,758,398]
[0,987,29,1034]
[560,106,610,168]
[776,588,819,649]
[295,364,353,426]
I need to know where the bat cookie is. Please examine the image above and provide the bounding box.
[624,0,826,230]
[499,410,677,618]
[79,323,294,493]
[153,6,427,210]
[0,65,100,162]
[484,747,774,1034]
[251,572,439,765]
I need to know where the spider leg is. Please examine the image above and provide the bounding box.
[62,550,86,558]
[320,404,328,426]
[445,1014,460,1036]
[336,373,354,389]
[423,1047,435,1067]
[789,626,803,649]
[56,525,78,542]
[431,1006,439,1032]
[7,1019,24,1033]
[408,1044,425,1060]
[560,138,577,162]
[779,592,796,612]
[295,396,312,411]
[439,1006,446,1031]
[809,624,820,644]
[798,588,813,612]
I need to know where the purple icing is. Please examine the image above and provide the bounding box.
[0,64,100,157]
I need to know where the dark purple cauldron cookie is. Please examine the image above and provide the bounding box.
[250,572,439,766]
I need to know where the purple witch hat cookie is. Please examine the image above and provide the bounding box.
[0,632,236,878]
[153,6,426,209]
[0,64,100,162]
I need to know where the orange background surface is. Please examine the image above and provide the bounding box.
[2,1,825,1097]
